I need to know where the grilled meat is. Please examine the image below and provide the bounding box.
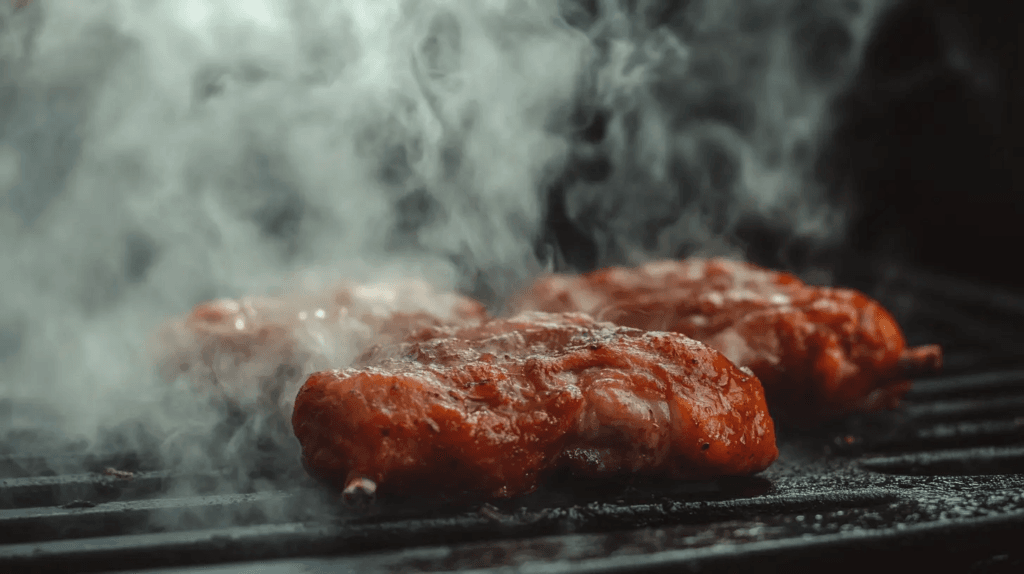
[151,279,487,414]
[292,312,778,501]
[512,258,942,426]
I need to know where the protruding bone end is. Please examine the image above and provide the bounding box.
[898,344,943,378]
[343,476,377,510]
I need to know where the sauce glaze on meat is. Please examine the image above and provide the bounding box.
[512,258,942,426]
[292,312,778,500]
[151,279,486,413]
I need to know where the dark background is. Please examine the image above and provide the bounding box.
[823,0,1020,288]
[542,0,1021,291]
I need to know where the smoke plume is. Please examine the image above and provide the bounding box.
[550,0,889,270]
[1,0,890,504]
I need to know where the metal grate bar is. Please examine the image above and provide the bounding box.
[901,396,1024,422]
[0,491,296,544]
[0,471,223,509]
[842,255,1024,318]
[127,510,1024,574]
[909,304,1024,355]
[0,451,149,480]
[845,419,1024,453]
[889,267,1024,318]
[903,370,1024,400]
[859,446,1024,475]
[0,488,899,573]
[452,511,1024,574]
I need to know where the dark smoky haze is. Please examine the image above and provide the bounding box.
[0,0,942,525]
[547,0,886,273]
[820,0,1019,288]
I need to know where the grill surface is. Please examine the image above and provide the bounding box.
[2,266,1024,573]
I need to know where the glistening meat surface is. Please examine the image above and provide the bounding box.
[292,312,778,501]
[151,279,487,414]
[512,258,942,426]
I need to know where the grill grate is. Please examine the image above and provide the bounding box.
[2,267,1024,573]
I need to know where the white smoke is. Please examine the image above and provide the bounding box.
[0,0,586,447]
[1,0,894,500]
[557,0,890,266]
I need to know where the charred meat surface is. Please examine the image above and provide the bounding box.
[512,258,942,426]
[292,312,778,501]
[151,279,487,413]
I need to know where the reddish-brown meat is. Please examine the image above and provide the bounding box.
[151,279,487,414]
[512,258,942,426]
[292,312,778,501]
